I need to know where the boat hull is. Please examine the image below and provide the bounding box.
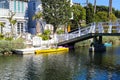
[35,47,69,54]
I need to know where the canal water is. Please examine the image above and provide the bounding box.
[0,47,120,80]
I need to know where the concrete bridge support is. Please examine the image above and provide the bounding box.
[62,43,75,50]
[90,36,106,52]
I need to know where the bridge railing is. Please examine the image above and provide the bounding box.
[93,21,120,33]
[57,21,120,43]
[57,26,91,43]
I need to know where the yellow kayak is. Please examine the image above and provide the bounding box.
[35,47,69,54]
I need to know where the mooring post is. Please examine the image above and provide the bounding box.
[89,36,105,52]
[99,36,102,44]
[93,36,98,44]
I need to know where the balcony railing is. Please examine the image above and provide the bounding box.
[0,8,9,17]
[15,12,28,18]
[0,8,28,18]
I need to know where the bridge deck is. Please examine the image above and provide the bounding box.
[58,33,120,46]
[57,21,120,46]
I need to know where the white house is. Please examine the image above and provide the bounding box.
[0,0,28,37]
[0,0,73,36]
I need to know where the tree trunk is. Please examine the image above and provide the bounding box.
[11,24,13,37]
[86,0,88,7]
[86,0,89,24]
[53,24,57,34]
[109,0,112,18]
[94,0,96,15]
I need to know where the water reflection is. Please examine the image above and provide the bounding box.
[0,55,27,80]
[23,53,75,80]
[86,51,105,80]
[75,47,120,80]
[0,47,120,80]
[89,51,104,65]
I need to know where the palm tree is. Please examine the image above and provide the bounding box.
[0,22,5,34]
[7,11,17,37]
[86,0,88,7]
[94,0,96,15]
[109,0,112,18]
[32,12,43,34]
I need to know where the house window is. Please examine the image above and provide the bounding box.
[21,23,23,32]
[17,23,20,34]
[17,22,24,34]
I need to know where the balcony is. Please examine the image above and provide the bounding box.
[15,12,28,19]
[0,8,9,17]
[0,9,28,19]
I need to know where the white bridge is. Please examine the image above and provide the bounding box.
[24,21,120,47]
[57,21,120,46]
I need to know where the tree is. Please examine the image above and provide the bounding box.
[109,13,117,21]
[0,22,5,34]
[32,12,43,34]
[114,10,120,18]
[86,3,94,24]
[95,11,109,22]
[96,6,109,12]
[41,0,72,33]
[95,11,116,22]
[72,4,86,28]
[95,5,119,18]
[7,11,17,37]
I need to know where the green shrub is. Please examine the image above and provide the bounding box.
[0,38,25,54]
[43,30,51,35]
[0,34,4,40]
[4,37,13,41]
[38,30,51,40]
[11,38,26,49]
[57,29,64,34]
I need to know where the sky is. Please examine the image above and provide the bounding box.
[72,0,120,10]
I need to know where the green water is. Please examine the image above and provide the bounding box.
[0,47,120,80]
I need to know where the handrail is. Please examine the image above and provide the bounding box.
[57,21,120,43]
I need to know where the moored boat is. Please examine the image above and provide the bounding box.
[35,47,69,54]
[104,43,112,47]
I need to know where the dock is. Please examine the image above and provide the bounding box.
[13,47,42,55]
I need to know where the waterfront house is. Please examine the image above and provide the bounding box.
[0,0,73,36]
[28,0,44,35]
[0,0,28,37]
